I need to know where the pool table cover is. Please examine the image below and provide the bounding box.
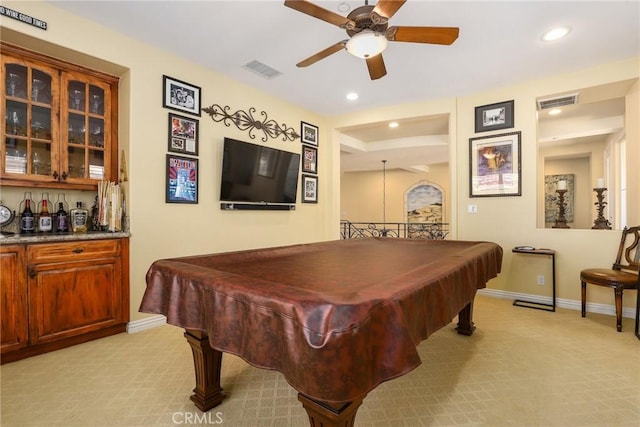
[141,238,503,403]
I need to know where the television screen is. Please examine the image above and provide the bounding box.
[220,138,300,204]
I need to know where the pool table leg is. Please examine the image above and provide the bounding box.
[456,298,476,336]
[298,393,364,427]
[184,329,226,411]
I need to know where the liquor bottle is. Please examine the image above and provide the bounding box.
[54,193,69,232]
[55,202,69,232]
[20,193,35,234]
[70,201,88,233]
[38,199,52,232]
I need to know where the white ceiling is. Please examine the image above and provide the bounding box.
[45,0,639,171]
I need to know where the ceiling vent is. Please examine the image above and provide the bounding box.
[243,60,282,79]
[537,93,579,110]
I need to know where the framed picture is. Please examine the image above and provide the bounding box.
[162,75,201,116]
[166,154,198,204]
[168,113,199,155]
[301,174,318,203]
[469,131,521,197]
[301,121,318,146]
[302,145,317,174]
[475,100,514,133]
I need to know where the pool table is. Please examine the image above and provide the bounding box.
[140,237,502,426]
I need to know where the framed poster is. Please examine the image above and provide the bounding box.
[469,131,521,197]
[474,100,514,133]
[301,174,318,203]
[166,154,198,203]
[301,121,318,146]
[168,113,199,155]
[302,145,317,174]
[162,75,201,116]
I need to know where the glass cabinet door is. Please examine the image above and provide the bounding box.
[61,73,110,182]
[1,57,58,181]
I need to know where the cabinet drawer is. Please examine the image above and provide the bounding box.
[28,239,120,263]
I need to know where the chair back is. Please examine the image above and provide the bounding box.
[613,225,640,274]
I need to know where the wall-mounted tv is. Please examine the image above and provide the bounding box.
[220,137,300,205]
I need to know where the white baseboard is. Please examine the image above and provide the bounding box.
[126,314,166,333]
[478,288,637,319]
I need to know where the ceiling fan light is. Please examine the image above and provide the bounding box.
[346,31,388,59]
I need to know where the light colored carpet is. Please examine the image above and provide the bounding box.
[1,295,638,426]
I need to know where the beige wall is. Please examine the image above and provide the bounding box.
[1,1,338,322]
[2,1,638,319]
[341,163,450,224]
[336,58,639,311]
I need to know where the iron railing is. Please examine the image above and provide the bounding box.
[340,221,449,240]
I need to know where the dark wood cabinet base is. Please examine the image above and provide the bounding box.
[1,323,126,364]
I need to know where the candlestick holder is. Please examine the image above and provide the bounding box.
[592,188,612,229]
[552,189,570,229]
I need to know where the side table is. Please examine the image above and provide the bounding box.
[512,247,556,312]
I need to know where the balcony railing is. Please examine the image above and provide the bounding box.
[340,221,449,240]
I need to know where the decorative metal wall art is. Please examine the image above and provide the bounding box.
[202,104,299,142]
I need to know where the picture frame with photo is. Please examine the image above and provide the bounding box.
[474,100,514,133]
[166,154,198,204]
[301,121,318,146]
[162,75,201,116]
[168,113,199,156]
[301,174,318,203]
[469,131,521,197]
[302,145,317,174]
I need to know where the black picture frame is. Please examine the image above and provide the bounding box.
[475,100,514,133]
[469,131,521,197]
[301,121,318,146]
[301,174,318,203]
[166,154,198,204]
[162,75,201,116]
[168,113,199,156]
[302,145,318,174]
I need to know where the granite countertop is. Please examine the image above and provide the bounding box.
[0,231,130,244]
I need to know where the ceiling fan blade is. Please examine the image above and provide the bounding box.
[296,41,347,67]
[388,26,459,45]
[284,0,353,28]
[366,54,387,80]
[372,0,407,20]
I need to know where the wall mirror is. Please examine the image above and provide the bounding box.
[537,79,637,230]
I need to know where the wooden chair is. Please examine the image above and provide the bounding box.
[581,225,640,332]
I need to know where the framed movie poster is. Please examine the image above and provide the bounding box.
[166,154,198,203]
[469,131,521,197]
[168,113,199,155]
[162,75,201,116]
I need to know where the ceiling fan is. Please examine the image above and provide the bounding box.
[284,0,459,80]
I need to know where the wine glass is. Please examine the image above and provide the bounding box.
[90,94,102,114]
[6,73,20,97]
[70,89,83,110]
[32,79,44,102]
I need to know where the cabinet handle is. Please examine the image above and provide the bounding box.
[53,170,59,179]
[61,171,68,181]
[73,248,84,254]
[29,269,36,278]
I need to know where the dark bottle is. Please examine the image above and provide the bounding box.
[56,202,69,232]
[38,199,52,232]
[20,199,35,233]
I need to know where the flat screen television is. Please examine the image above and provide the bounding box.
[220,137,300,205]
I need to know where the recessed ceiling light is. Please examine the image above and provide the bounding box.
[388,122,399,128]
[346,92,359,101]
[542,27,570,42]
[548,108,562,115]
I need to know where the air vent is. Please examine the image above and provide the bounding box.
[537,93,579,110]
[243,60,282,79]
